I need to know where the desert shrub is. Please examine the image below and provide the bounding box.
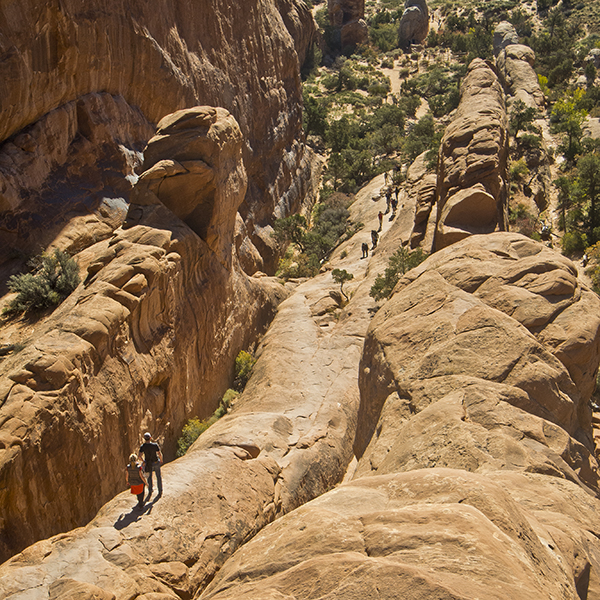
[175,389,240,457]
[234,350,256,391]
[4,249,80,315]
[509,203,538,237]
[509,158,530,181]
[176,417,209,457]
[518,133,542,150]
[561,230,587,255]
[332,268,354,301]
[370,246,428,301]
[403,113,441,162]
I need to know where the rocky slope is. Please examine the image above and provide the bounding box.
[201,232,600,600]
[0,173,414,600]
[4,178,600,598]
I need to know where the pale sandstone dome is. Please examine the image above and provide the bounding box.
[201,233,600,600]
[398,0,429,47]
[493,20,520,56]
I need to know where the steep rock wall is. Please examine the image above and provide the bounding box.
[0,108,288,562]
[0,0,316,271]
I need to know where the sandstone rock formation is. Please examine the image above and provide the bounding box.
[495,22,545,110]
[434,59,509,251]
[0,0,317,273]
[0,174,405,599]
[3,168,600,599]
[398,0,429,48]
[403,152,437,249]
[493,20,520,56]
[200,233,600,600]
[0,107,288,563]
[493,22,548,211]
[328,0,368,48]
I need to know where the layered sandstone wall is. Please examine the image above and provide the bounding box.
[0,0,316,271]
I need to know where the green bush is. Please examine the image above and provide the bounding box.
[561,230,587,255]
[4,249,80,315]
[509,158,530,181]
[234,350,256,391]
[370,246,428,301]
[175,388,240,457]
[176,417,210,457]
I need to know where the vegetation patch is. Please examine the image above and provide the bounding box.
[3,249,80,316]
[370,246,428,301]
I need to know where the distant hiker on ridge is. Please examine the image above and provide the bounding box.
[362,242,369,258]
[139,432,163,500]
[371,230,379,250]
[378,211,383,231]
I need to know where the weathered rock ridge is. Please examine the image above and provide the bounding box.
[494,21,545,110]
[201,233,600,600]
[0,174,401,599]
[0,107,287,562]
[433,59,509,251]
[408,59,509,253]
[0,0,317,272]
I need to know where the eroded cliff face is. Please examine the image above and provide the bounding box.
[0,0,317,561]
[0,0,316,272]
[0,106,290,562]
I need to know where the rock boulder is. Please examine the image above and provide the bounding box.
[398,0,429,47]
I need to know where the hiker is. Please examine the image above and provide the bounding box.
[391,197,398,213]
[385,189,392,214]
[384,171,389,185]
[371,229,379,250]
[125,453,147,509]
[139,432,163,499]
[361,242,369,258]
[394,186,400,202]
[378,211,383,231]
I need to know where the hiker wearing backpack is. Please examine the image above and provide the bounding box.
[139,432,163,499]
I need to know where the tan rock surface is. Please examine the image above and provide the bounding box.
[0,169,417,599]
[497,43,546,110]
[434,59,509,251]
[198,233,600,600]
[0,108,287,562]
[200,469,591,600]
[0,0,316,272]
